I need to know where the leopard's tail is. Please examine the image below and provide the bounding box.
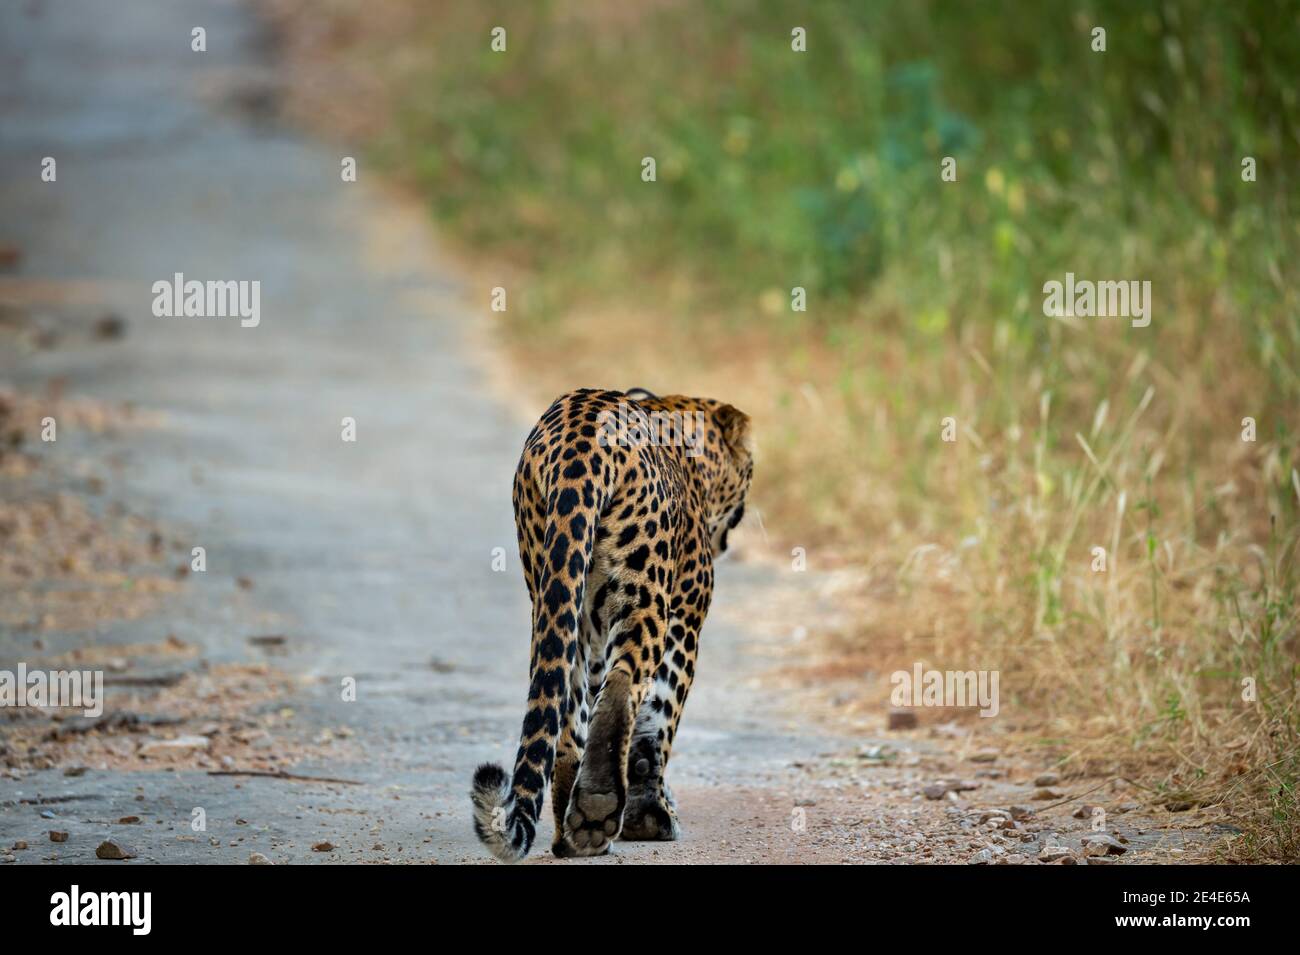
[472,466,604,863]
[470,761,521,862]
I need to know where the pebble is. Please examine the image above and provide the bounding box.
[857,745,893,763]
[249,852,274,865]
[1032,788,1063,800]
[887,708,918,730]
[95,839,137,860]
[1080,833,1127,855]
[118,816,141,825]
[1037,845,1073,863]
[312,841,335,852]
[94,314,126,339]
[12,841,27,850]
[49,831,69,843]
[1009,805,1034,821]
[1033,772,1060,787]
[139,735,210,757]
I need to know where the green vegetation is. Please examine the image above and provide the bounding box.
[384,1,1298,370]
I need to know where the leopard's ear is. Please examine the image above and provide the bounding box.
[714,403,753,455]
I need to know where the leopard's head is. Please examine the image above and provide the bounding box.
[701,400,753,555]
[630,391,753,556]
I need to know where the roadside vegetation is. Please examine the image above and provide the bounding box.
[265,0,1300,859]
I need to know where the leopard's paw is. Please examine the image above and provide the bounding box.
[620,796,680,841]
[621,750,681,841]
[556,786,623,856]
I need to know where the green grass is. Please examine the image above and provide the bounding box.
[379,1,1299,383]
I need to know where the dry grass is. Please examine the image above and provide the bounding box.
[486,301,1300,861]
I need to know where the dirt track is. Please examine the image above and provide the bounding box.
[0,0,1232,865]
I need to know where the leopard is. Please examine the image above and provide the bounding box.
[470,387,753,862]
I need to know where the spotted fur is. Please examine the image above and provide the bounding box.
[471,388,753,861]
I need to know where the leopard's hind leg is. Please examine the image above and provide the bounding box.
[621,615,699,841]
[557,481,674,856]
